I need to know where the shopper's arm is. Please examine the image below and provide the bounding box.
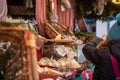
[82,38,103,65]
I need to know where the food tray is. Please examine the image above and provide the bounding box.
[39,65,77,80]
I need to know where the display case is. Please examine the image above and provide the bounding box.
[75,44,86,62]
[42,42,86,62]
[42,43,76,60]
[38,41,85,79]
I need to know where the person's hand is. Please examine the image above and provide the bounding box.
[96,40,108,49]
[102,34,107,40]
[36,35,47,49]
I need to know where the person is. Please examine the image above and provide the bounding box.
[35,35,47,60]
[82,13,120,80]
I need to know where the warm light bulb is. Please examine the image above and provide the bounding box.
[112,0,120,4]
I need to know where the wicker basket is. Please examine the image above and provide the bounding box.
[45,22,59,39]
[0,27,38,80]
[45,21,68,39]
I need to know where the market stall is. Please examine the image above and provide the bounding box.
[0,27,38,80]
[0,0,96,80]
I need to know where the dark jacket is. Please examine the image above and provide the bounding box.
[82,38,120,80]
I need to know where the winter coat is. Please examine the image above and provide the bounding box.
[82,38,120,80]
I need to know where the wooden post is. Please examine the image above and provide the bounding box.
[30,47,39,80]
[24,31,39,80]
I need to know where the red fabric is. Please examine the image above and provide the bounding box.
[110,54,120,78]
[57,0,74,32]
[36,0,74,35]
[36,0,46,36]
[39,74,59,79]
[81,69,93,80]
[37,49,44,60]
[24,31,32,40]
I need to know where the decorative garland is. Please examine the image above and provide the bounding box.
[74,0,120,20]
[0,43,19,80]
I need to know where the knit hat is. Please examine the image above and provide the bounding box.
[107,13,120,40]
[116,13,120,25]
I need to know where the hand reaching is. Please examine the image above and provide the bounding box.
[102,34,107,40]
[36,35,47,49]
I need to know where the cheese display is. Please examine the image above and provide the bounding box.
[38,57,81,68]
[43,45,77,59]
[38,42,83,79]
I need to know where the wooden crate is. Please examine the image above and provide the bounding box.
[0,27,38,80]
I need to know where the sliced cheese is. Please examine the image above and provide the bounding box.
[55,34,61,40]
